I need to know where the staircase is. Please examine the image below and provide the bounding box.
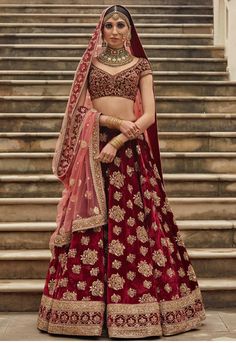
[0,0,236,311]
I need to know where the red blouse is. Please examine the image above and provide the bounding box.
[88,57,152,102]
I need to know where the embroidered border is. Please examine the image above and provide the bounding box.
[37,294,105,336]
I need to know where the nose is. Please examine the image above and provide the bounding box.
[112,25,118,35]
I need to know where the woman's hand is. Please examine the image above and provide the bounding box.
[94,143,117,163]
[119,120,141,139]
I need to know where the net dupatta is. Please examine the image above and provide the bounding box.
[49,5,164,250]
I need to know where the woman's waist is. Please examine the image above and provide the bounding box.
[91,100,136,121]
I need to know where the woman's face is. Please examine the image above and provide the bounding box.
[103,15,130,49]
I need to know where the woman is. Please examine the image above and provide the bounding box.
[37,4,206,339]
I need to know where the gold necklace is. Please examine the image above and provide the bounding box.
[97,45,133,67]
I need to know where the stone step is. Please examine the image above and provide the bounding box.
[1,173,236,198]
[4,80,236,97]
[0,23,213,34]
[0,45,224,58]
[2,95,236,113]
[0,151,235,174]
[0,5,213,15]
[0,277,234,311]
[0,219,234,249]
[0,71,228,81]
[0,33,213,45]
[0,196,235,221]
[0,0,213,5]
[0,131,236,153]
[0,248,235,279]
[0,13,213,24]
[0,57,227,72]
[158,113,236,132]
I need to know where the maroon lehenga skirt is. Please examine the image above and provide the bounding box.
[37,125,206,338]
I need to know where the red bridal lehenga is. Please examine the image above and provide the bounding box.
[36,5,206,339]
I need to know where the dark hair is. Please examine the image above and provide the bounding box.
[103,5,132,27]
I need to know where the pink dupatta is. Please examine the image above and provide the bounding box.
[49,5,164,250]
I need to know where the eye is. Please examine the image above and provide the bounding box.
[117,22,125,29]
[104,22,113,29]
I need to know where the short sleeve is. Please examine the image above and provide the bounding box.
[139,58,153,78]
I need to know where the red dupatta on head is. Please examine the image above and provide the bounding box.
[49,5,164,250]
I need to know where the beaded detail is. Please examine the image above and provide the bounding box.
[88,57,152,102]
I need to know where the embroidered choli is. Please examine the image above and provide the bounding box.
[88,57,152,102]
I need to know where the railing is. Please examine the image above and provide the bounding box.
[213,0,236,80]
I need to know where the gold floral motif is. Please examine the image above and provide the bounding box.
[127,288,137,297]
[178,267,186,277]
[109,239,125,256]
[81,236,90,245]
[187,265,197,281]
[138,293,156,303]
[144,190,151,200]
[80,248,98,265]
[136,226,148,243]
[128,184,133,194]
[161,237,167,246]
[62,291,77,301]
[152,222,158,231]
[98,239,103,248]
[127,271,136,280]
[58,278,68,287]
[109,205,125,222]
[100,132,108,142]
[163,222,170,232]
[164,283,172,293]
[176,251,181,261]
[49,266,56,274]
[93,227,101,232]
[68,249,77,258]
[144,207,151,216]
[140,246,148,256]
[136,145,141,155]
[152,249,167,267]
[125,148,133,158]
[114,156,121,167]
[77,281,87,290]
[72,264,81,274]
[113,191,122,201]
[111,293,121,303]
[126,253,136,263]
[90,279,104,297]
[109,171,125,189]
[112,259,122,269]
[133,192,143,208]
[166,237,175,254]
[150,177,158,187]
[153,164,161,179]
[140,175,146,184]
[108,273,125,290]
[149,238,155,247]
[138,211,144,222]
[82,296,91,301]
[48,279,56,295]
[127,165,135,177]
[127,217,135,227]
[126,200,133,209]
[167,268,176,278]
[152,191,161,207]
[84,190,93,199]
[175,232,186,247]
[58,252,67,268]
[137,261,153,277]
[90,267,100,276]
[154,269,162,278]
[180,283,191,296]
[113,225,122,235]
[69,178,75,186]
[183,252,189,261]
[143,280,152,289]
[127,235,136,245]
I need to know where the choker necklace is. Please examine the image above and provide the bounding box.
[97,45,133,67]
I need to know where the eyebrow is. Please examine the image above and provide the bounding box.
[105,20,126,24]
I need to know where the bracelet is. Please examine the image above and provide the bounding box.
[109,136,124,150]
[105,116,123,130]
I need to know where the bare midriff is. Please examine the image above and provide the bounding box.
[92,97,136,122]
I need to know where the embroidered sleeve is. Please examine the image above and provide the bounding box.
[139,58,153,78]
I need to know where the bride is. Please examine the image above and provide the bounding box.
[37,4,206,339]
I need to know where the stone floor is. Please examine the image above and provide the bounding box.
[0,308,236,341]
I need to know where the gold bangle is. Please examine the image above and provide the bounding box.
[109,136,124,150]
[105,116,122,130]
